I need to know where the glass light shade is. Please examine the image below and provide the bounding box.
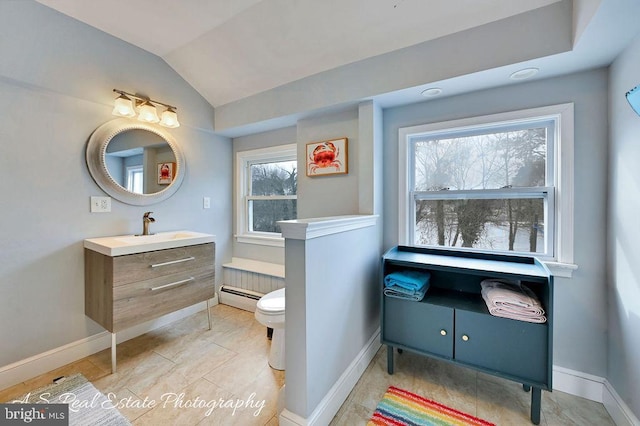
[626,85,640,116]
[112,94,136,118]
[137,101,160,123]
[160,107,180,128]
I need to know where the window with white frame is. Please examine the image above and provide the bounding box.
[236,144,297,246]
[398,104,575,275]
[126,165,144,194]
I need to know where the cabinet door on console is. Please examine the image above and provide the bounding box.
[384,297,453,358]
[454,310,548,385]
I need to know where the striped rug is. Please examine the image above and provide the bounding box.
[368,386,495,426]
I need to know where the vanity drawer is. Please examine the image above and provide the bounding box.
[112,243,214,286]
[112,269,215,331]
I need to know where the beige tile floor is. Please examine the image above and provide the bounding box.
[1,304,616,426]
[332,347,616,426]
[0,304,283,425]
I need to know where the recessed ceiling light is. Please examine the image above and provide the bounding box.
[421,87,443,97]
[510,68,539,80]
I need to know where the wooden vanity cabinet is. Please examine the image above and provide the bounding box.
[84,242,215,372]
[381,246,553,424]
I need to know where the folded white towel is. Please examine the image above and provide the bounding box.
[480,279,546,323]
[484,305,548,323]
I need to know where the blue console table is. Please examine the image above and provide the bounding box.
[381,246,553,424]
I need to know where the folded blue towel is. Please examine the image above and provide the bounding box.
[384,285,428,302]
[384,271,431,292]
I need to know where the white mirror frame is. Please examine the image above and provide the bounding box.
[86,118,186,206]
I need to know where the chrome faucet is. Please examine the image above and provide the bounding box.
[141,211,155,236]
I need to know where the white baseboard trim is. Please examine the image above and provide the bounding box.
[0,296,217,391]
[603,380,640,426]
[552,365,606,402]
[552,365,639,426]
[279,328,381,426]
[279,409,308,426]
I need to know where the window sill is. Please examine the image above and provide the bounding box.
[542,261,578,278]
[223,257,285,278]
[235,234,284,248]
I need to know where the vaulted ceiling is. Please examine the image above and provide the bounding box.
[34,0,574,106]
[34,0,640,135]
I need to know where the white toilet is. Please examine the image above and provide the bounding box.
[254,288,285,370]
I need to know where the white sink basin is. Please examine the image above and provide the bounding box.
[84,230,215,256]
[114,232,203,245]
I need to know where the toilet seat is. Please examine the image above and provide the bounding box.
[256,288,285,314]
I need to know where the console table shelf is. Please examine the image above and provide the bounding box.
[381,246,553,425]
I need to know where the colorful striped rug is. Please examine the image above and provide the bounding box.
[368,386,495,426]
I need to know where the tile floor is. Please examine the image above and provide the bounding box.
[332,347,616,426]
[1,304,616,425]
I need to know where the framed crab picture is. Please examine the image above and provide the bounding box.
[157,162,175,185]
[306,137,348,177]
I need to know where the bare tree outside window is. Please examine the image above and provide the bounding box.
[249,160,297,233]
[412,126,549,254]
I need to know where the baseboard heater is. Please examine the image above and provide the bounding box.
[219,285,263,312]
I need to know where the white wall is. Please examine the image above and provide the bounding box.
[607,31,640,417]
[383,69,610,378]
[0,2,232,367]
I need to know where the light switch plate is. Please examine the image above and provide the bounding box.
[203,197,211,209]
[91,196,111,213]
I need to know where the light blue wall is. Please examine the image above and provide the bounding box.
[0,2,232,367]
[284,221,381,419]
[608,31,640,417]
[383,69,610,378]
[232,126,297,264]
[297,108,360,219]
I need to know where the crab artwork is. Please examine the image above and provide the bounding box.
[306,138,348,176]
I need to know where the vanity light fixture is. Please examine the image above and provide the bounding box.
[112,93,136,118]
[137,100,160,123]
[111,89,180,128]
[160,106,180,128]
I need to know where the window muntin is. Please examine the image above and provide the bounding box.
[236,144,297,246]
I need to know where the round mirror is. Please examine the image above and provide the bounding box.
[86,118,186,206]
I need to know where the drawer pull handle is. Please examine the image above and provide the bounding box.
[462,334,469,342]
[150,257,195,268]
[440,329,447,336]
[150,277,194,291]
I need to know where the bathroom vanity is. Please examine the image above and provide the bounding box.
[381,246,553,425]
[83,231,215,372]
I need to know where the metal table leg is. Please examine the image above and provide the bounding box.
[111,332,116,374]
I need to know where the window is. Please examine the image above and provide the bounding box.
[399,104,575,275]
[236,144,297,246]
[126,165,144,194]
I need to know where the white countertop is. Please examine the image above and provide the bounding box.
[84,230,215,256]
